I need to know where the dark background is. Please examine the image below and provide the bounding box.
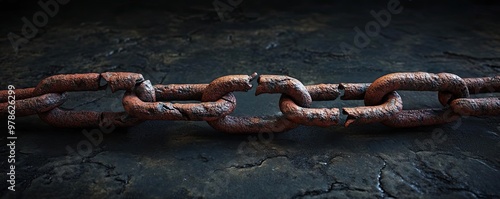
[1,0,499,198]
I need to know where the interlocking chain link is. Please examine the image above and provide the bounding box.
[1,72,498,133]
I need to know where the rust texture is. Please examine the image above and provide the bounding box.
[135,80,156,102]
[438,76,500,105]
[1,72,498,133]
[439,76,499,116]
[0,87,35,102]
[305,84,340,101]
[154,84,208,101]
[202,73,299,133]
[39,107,142,128]
[201,73,257,102]
[207,115,299,134]
[101,72,144,92]
[463,76,500,94]
[33,73,101,95]
[122,90,237,121]
[279,95,339,127]
[257,76,340,127]
[365,72,469,106]
[32,72,145,128]
[339,83,371,100]
[364,72,470,127]
[450,98,500,116]
[0,93,67,117]
[381,108,460,128]
[342,91,403,127]
[256,75,312,107]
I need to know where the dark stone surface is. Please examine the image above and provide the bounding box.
[1,0,499,198]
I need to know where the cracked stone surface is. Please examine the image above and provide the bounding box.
[1,0,499,198]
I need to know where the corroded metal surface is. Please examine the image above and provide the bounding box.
[1,72,498,132]
[207,114,299,134]
[101,72,145,92]
[305,84,341,101]
[451,98,500,116]
[201,73,257,102]
[154,84,208,101]
[0,92,67,117]
[256,75,312,107]
[33,73,101,95]
[381,108,460,128]
[0,87,35,101]
[339,83,371,100]
[123,90,237,121]
[342,91,403,127]
[38,107,143,128]
[439,76,500,105]
[365,72,469,106]
[279,95,339,127]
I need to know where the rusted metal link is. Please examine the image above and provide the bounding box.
[0,93,67,117]
[438,76,500,105]
[207,114,298,134]
[39,107,143,128]
[135,80,156,102]
[1,71,498,133]
[35,72,144,127]
[281,83,341,127]
[338,84,403,127]
[342,91,403,127]
[463,76,500,94]
[339,83,371,100]
[438,76,500,116]
[122,90,237,121]
[0,87,35,102]
[201,73,257,101]
[154,84,208,101]
[363,72,470,127]
[204,73,300,133]
[258,76,340,127]
[124,74,252,121]
[365,72,469,106]
[305,84,341,101]
[279,95,339,127]
[381,108,460,128]
[101,72,145,92]
[450,98,500,116]
[33,73,101,95]
[255,75,312,107]
[33,72,144,95]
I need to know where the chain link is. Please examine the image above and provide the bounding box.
[1,72,498,133]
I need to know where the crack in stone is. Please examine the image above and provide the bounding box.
[442,52,500,62]
[424,52,500,67]
[291,181,371,198]
[302,49,348,59]
[291,183,336,198]
[390,167,423,194]
[221,155,289,170]
[375,157,396,199]
[160,73,168,84]
[114,174,132,195]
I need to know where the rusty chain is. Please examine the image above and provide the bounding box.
[1,72,499,133]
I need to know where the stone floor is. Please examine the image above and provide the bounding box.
[1,0,499,198]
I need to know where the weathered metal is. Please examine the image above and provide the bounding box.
[1,71,498,133]
[342,91,403,127]
[364,72,470,127]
